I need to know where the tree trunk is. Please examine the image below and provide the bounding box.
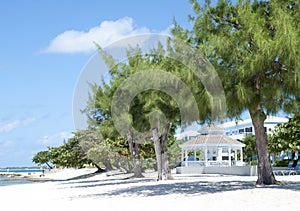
[45,162,53,169]
[291,151,298,168]
[249,107,278,185]
[132,143,143,178]
[92,162,106,173]
[152,126,163,181]
[161,131,173,180]
[127,131,144,178]
[152,122,173,180]
[103,159,113,171]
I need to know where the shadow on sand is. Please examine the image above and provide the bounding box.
[59,173,300,199]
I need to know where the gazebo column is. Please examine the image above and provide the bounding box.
[217,148,222,162]
[234,149,238,165]
[194,149,197,161]
[185,149,188,167]
[181,149,184,165]
[228,147,231,166]
[204,147,208,166]
[240,147,243,163]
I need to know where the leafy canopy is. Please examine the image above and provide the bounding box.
[269,115,300,152]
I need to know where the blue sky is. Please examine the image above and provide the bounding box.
[0,0,196,167]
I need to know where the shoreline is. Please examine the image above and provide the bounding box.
[1,167,100,182]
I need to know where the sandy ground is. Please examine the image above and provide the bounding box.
[0,169,299,211]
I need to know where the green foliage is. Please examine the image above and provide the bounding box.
[32,150,51,167]
[242,134,277,162]
[141,158,156,171]
[275,159,290,167]
[48,138,88,168]
[242,135,256,161]
[74,129,131,171]
[269,115,300,152]
[172,0,300,117]
[249,160,258,166]
[166,134,182,169]
[33,138,90,168]
[84,44,208,174]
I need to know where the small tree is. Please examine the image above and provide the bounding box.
[32,150,52,169]
[48,138,89,168]
[269,115,300,166]
[242,135,256,162]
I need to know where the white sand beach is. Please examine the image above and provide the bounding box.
[0,169,299,211]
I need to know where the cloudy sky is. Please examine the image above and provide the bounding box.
[0,0,196,167]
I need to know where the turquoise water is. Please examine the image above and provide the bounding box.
[0,168,44,186]
[0,168,44,173]
[0,176,34,186]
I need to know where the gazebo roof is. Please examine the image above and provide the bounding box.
[179,134,245,149]
[179,124,245,150]
[198,125,224,135]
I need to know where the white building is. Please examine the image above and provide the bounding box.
[175,115,289,141]
[219,115,289,140]
[174,130,200,141]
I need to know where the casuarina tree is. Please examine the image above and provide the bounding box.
[172,0,300,185]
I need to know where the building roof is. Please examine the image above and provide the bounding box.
[198,125,224,135]
[175,130,200,140]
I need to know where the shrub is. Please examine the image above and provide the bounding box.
[275,159,291,167]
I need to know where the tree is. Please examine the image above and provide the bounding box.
[269,115,300,166]
[89,45,200,180]
[48,138,89,168]
[242,135,256,162]
[33,137,98,170]
[83,49,151,177]
[172,0,300,185]
[74,129,117,172]
[109,45,207,180]
[32,150,52,169]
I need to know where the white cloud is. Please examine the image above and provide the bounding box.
[38,131,74,146]
[0,140,13,148]
[43,17,154,54]
[0,120,20,133]
[0,118,36,133]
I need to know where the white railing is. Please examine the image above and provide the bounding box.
[183,161,231,167]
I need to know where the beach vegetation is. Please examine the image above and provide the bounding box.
[269,114,300,167]
[32,150,52,169]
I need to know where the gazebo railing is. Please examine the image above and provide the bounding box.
[183,160,230,167]
[207,161,230,166]
[183,161,206,167]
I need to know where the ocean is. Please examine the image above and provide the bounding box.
[0,176,34,186]
[0,168,45,186]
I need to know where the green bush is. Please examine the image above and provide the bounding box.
[275,159,290,167]
[248,160,258,166]
[142,158,156,171]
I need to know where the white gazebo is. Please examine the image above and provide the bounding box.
[179,125,245,167]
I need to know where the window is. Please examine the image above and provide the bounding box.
[245,127,252,133]
[239,129,245,134]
